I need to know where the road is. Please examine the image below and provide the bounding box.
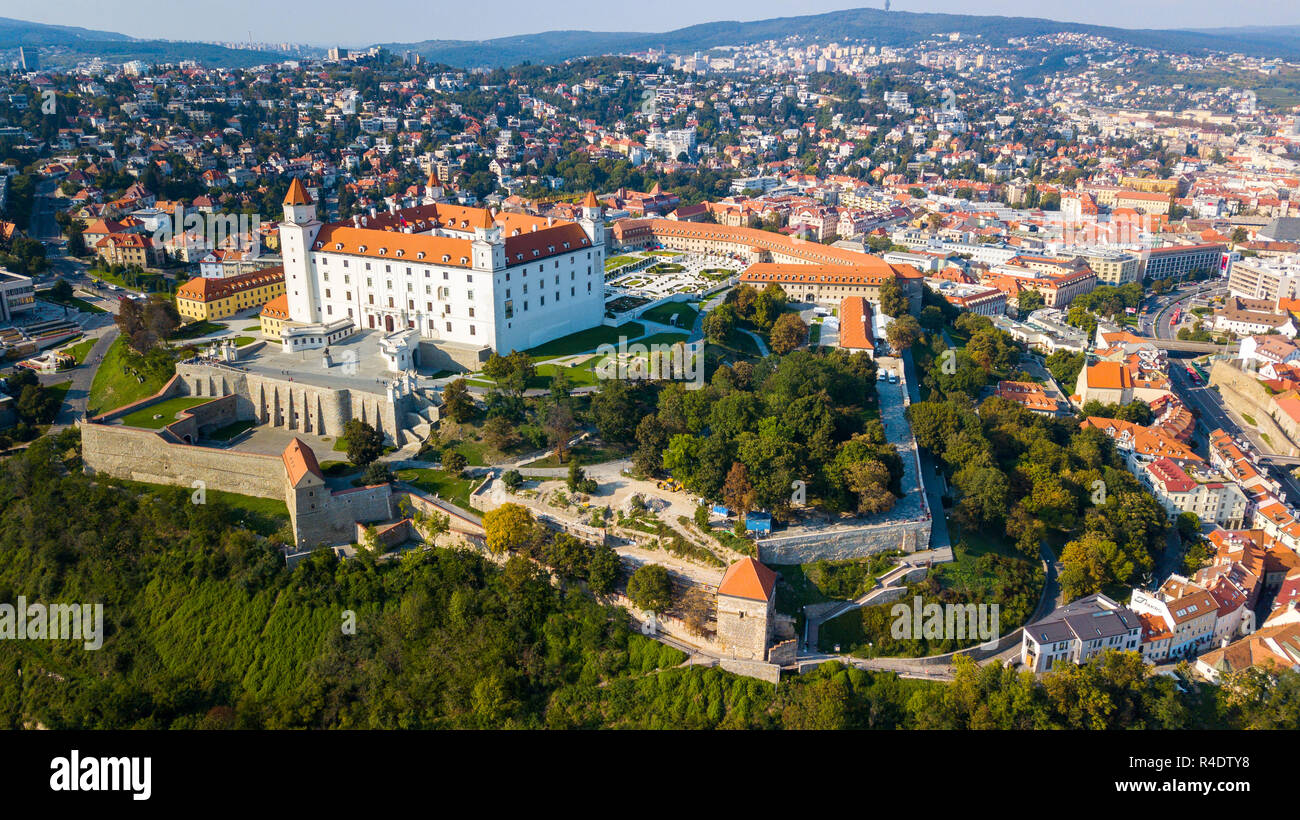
[39,327,118,429]
[1169,363,1300,504]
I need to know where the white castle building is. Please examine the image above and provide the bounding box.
[278,178,606,357]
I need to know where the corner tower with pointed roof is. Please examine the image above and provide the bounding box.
[716,557,778,661]
[578,190,605,253]
[280,179,323,324]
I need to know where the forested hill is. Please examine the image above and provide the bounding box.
[0,430,1297,729]
[377,8,1300,68]
[0,17,287,69]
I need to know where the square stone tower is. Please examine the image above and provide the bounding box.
[716,557,778,661]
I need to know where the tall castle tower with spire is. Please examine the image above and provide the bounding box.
[280,178,323,324]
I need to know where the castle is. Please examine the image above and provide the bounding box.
[277,179,607,361]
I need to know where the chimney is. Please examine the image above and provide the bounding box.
[369,206,377,219]
[547,216,554,227]
[352,215,360,228]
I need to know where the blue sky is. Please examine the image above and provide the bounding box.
[4,1,1300,46]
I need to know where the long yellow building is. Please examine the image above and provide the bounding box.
[175,267,286,321]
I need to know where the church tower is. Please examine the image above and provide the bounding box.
[280,178,323,323]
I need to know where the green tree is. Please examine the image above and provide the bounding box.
[769,312,808,355]
[483,350,535,397]
[627,563,673,613]
[878,278,909,318]
[441,378,475,423]
[483,502,536,555]
[703,303,736,344]
[343,419,384,467]
[885,314,923,353]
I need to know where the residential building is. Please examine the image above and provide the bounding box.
[176,267,286,322]
[1021,594,1143,673]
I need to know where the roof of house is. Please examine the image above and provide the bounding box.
[282,438,323,488]
[1085,361,1133,390]
[260,293,290,320]
[838,296,874,350]
[176,267,285,302]
[717,557,778,602]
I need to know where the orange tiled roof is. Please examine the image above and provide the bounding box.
[839,297,874,350]
[282,438,323,487]
[718,557,777,602]
[176,267,285,303]
[260,293,290,320]
[284,178,312,206]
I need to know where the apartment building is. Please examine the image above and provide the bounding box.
[1227,256,1300,302]
[1074,248,1142,286]
[1129,584,1219,662]
[1021,594,1143,673]
[1142,457,1249,529]
[1141,242,1226,280]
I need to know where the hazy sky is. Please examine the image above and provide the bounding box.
[4,1,1300,46]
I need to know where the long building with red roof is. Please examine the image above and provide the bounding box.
[612,217,925,314]
[278,182,607,354]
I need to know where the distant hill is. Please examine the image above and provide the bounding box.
[2,9,1300,72]
[377,8,1300,68]
[0,16,286,68]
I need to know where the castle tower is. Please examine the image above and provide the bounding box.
[280,179,323,324]
[282,437,328,548]
[471,208,506,272]
[423,172,443,205]
[578,190,605,253]
[715,557,778,661]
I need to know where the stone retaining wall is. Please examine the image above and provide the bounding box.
[757,518,932,564]
[80,421,285,499]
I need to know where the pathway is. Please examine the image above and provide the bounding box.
[41,327,118,430]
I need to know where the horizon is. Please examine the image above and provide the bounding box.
[2,1,1300,50]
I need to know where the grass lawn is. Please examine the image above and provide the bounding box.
[394,467,479,510]
[641,301,699,328]
[524,322,645,358]
[120,396,214,429]
[171,320,226,340]
[717,330,763,358]
[232,336,256,347]
[939,525,1026,594]
[43,295,107,314]
[204,419,256,442]
[242,325,261,331]
[60,338,96,364]
[604,255,639,270]
[87,337,175,416]
[524,439,627,467]
[320,460,360,478]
